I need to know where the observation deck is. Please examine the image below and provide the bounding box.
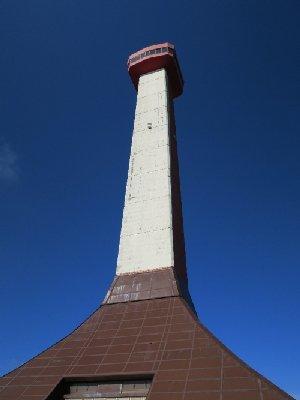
[127,42,184,98]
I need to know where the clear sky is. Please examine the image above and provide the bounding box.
[0,0,299,397]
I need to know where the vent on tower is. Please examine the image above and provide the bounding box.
[62,378,152,399]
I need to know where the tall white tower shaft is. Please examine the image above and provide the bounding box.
[117,69,174,274]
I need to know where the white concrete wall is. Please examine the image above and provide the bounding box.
[117,69,174,275]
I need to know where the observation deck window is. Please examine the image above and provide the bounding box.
[128,45,174,65]
[131,54,140,63]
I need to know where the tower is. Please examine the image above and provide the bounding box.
[105,43,192,308]
[0,43,293,400]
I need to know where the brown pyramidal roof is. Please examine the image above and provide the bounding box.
[0,43,294,400]
[0,294,293,400]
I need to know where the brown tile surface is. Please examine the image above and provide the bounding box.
[103,269,179,304]
[0,297,294,400]
[103,268,196,311]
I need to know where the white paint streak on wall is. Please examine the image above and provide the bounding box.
[117,69,174,275]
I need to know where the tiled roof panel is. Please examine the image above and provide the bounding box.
[0,297,293,400]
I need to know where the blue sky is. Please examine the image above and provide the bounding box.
[0,0,299,397]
